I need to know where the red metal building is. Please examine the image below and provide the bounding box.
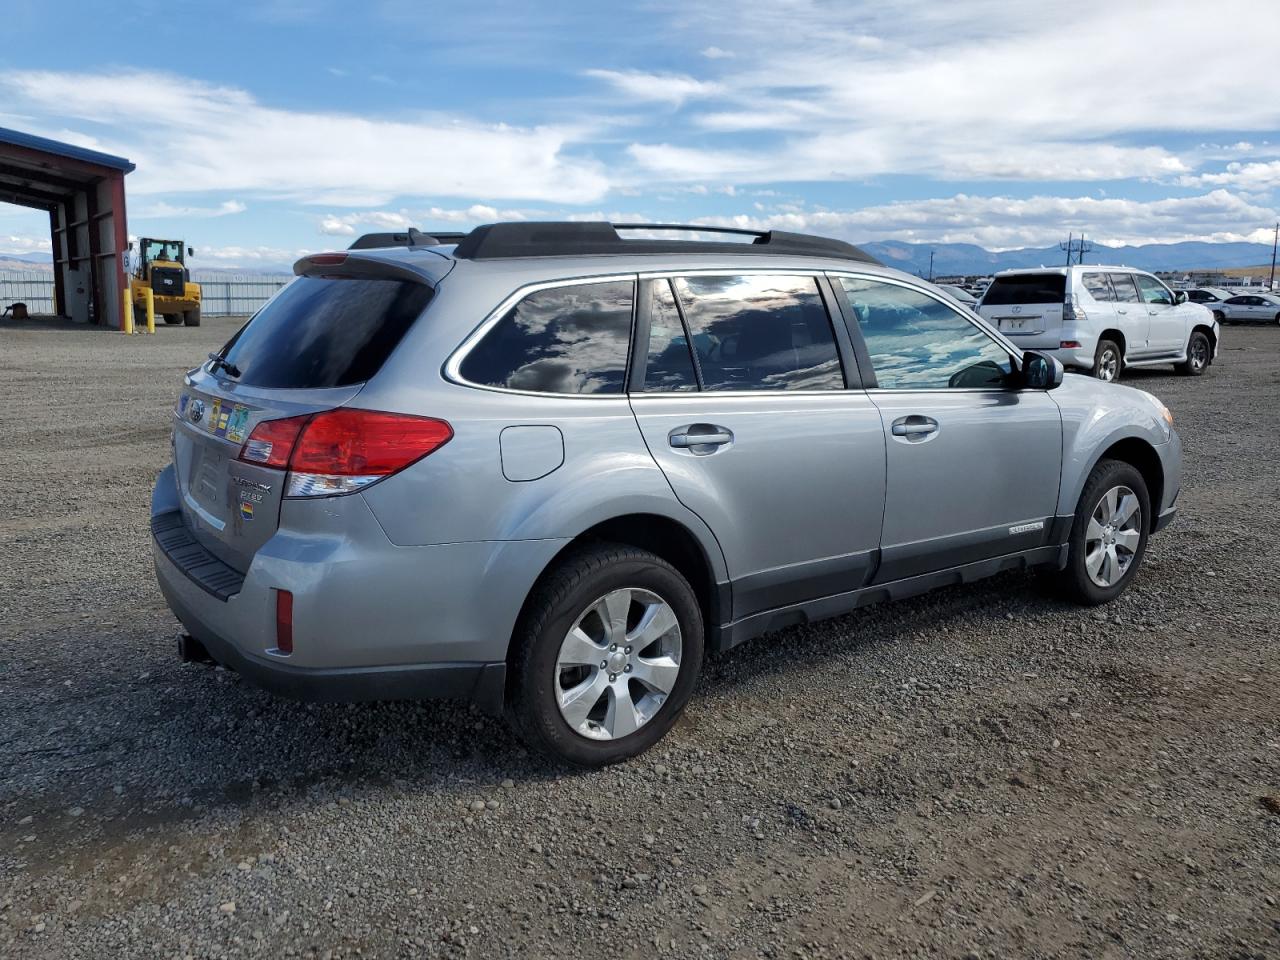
[0,127,134,329]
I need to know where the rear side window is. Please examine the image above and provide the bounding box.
[981,274,1066,305]
[219,277,432,388]
[672,275,844,391]
[1109,273,1142,303]
[459,280,634,394]
[1081,273,1115,302]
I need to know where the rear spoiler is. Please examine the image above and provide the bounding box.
[347,228,468,250]
[293,252,435,284]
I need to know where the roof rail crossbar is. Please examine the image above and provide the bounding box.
[348,229,470,250]
[450,221,880,264]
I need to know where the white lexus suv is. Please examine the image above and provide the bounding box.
[977,266,1219,381]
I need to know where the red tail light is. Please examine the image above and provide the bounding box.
[1060,340,1082,349]
[275,589,294,654]
[237,409,453,497]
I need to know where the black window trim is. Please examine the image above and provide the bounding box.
[826,270,1026,395]
[443,273,639,399]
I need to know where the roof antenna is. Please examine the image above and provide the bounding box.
[407,227,435,247]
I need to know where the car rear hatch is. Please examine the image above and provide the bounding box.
[170,255,439,573]
[977,273,1067,349]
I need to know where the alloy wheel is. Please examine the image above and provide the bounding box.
[1084,485,1142,587]
[1189,337,1208,371]
[1097,348,1119,382]
[555,588,682,741]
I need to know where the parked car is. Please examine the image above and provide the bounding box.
[933,283,979,310]
[1183,287,1235,306]
[1210,292,1280,324]
[152,222,1182,766]
[976,266,1219,381]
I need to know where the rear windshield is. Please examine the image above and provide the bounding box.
[218,277,432,388]
[981,274,1066,306]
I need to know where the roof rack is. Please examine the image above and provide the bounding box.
[348,229,469,250]
[450,221,881,264]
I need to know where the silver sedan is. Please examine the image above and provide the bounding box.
[1212,293,1280,324]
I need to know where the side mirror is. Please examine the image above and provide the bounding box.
[1174,290,1187,305]
[188,247,195,258]
[1021,351,1064,390]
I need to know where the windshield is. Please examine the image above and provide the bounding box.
[142,239,184,264]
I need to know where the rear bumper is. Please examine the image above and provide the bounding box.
[150,464,564,712]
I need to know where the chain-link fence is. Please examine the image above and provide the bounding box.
[0,271,293,317]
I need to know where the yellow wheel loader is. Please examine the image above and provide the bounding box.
[129,238,202,327]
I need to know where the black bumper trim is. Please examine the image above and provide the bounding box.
[186,625,508,715]
[1152,505,1177,533]
[151,510,245,601]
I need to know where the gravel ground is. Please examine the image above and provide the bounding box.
[1,315,1278,960]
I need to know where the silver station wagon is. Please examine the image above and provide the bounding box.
[152,222,1181,766]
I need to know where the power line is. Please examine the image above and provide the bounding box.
[1059,233,1093,266]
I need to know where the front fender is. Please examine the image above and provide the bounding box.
[1053,376,1177,517]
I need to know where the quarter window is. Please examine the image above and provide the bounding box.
[642,280,699,392]
[838,277,1013,390]
[1081,273,1115,302]
[1109,273,1142,303]
[671,275,844,391]
[459,281,634,394]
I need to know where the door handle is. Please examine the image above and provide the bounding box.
[669,424,734,452]
[890,416,938,438]
[1117,308,1128,314]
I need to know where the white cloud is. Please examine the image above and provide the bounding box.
[0,69,611,205]
[584,69,723,106]
[317,204,526,236]
[135,199,247,219]
[694,190,1279,249]
[1179,161,1280,192]
[700,46,734,60]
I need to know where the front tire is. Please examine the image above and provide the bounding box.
[1092,339,1122,382]
[183,307,201,327]
[1056,460,1150,605]
[508,543,704,767]
[1177,330,1210,376]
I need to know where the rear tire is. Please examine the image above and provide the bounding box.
[163,313,183,326]
[1056,460,1151,606]
[508,543,704,768]
[183,307,201,327]
[1176,330,1210,376]
[1092,339,1121,382]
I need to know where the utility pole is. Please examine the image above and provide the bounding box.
[1270,221,1278,292]
[1060,233,1092,266]
[927,250,935,282]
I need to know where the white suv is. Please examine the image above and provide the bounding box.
[977,266,1219,381]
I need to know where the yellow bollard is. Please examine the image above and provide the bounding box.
[121,286,134,335]
[144,287,156,334]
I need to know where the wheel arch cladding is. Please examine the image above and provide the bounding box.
[505,513,723,669]
[1098,328,1126,354]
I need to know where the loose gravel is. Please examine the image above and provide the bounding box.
[1,316,1278,959]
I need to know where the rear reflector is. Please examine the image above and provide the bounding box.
[275,589,294,654]
[1060,340,1082,349]
[237,408,453,497]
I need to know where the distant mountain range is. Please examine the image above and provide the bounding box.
[860,240,1277,278]
[2,239,1276,278]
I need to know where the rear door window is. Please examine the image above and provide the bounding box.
[459,280,634,394]
[671,275,844,391]
[1109,273,1142,303]
[219,277,433,388]
[981,274,1066,305]
[1081,273,1115,302]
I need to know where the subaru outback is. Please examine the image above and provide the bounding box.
[152,222,1181,767]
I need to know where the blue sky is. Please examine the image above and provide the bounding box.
[2,0,1279,269]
